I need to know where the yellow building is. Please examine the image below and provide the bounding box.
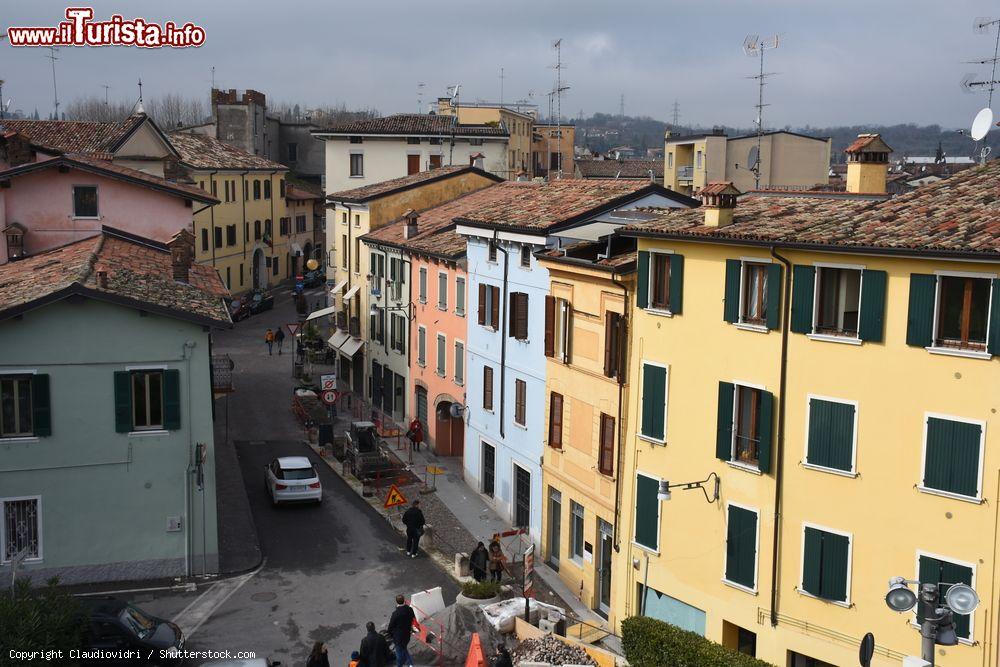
[612,142,1000,666]
[437,99,535,178]
[537,236,634,626]
[532,123,576,179]
[284,182,325,276]
[325,166,502,395]
[169,131,291,294]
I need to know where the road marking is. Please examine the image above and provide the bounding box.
[172,564,262,639]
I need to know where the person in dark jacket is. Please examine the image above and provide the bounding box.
[469,541,489,582]
[274,327,286,355]
[487,537,506,583]
[386,595,416,667]
[401,500,426,558]
[306,641,329,667]
[406,417,423,452]
[492,643,513,667]
[358,621,392,667]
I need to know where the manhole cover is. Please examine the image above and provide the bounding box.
[251,592,277,602]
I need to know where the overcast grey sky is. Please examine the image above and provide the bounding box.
[1,1,998,129]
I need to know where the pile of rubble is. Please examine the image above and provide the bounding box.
[511,635,597,666]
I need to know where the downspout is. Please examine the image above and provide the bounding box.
[769,246,792,627]
[241,171,249,260]
[269,171,276,282]
[494,230,509,439]
[183,339,197,577]
[610,269,630,552]
[208,170,218,268]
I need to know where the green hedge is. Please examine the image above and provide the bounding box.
[621,616,774,667]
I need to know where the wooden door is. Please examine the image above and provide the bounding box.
[435,401,451,455]
[429,154,442,169]
[407,154,420,175]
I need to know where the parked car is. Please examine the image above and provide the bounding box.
[249,290,274,314]
[79,596,184,665]
[228,297,251,322]
[265,456,322,505]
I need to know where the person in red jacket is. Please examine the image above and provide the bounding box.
[406,417,424,453]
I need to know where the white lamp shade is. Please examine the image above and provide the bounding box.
[657,480,671,502]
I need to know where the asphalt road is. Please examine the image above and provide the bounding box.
[129,287,457,666]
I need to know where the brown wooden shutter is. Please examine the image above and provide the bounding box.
[603,314,615,377]
[478,283,487,325]
[483,366,494,410]
[599,413,615,475]
[549,393,563,448]
[544,295,555,357]
[511,293,528,339]
[509,292,517,337]
[515,380,526,424]
[490,286,500,330]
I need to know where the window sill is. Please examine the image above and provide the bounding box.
[645,307,673,318]
[456,311,466,318]
[722,579,758,595]
[631,541,659,556]
[418,298,427,304]
[455,380,464,387]
[807,333,862,346]
[513,421,527,430]
[735,322,769,334]
[417,361,426,367]
[802,462,858,478]
[71,216,101,221]
[796,588,851,608]
[436,371,446,378]
[128,429,169,438]
[349,175,365,179]
[1,557,42,565]
[917,485,984,505]
[568,556,584,569]
[437,305,448,312]
[0,436,40,444]
[926,346,991,361]
[637,434,665,446]
[726,461,763,475]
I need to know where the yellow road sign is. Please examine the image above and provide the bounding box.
[384,484,408,509]
[425,466,446,475]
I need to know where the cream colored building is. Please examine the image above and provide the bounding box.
[532,123,576,179]
[436,99,535,178]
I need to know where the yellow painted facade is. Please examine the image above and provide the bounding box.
[539,256,633,627]
[847,161,889,195]
[437,100,534,178]
[612,234,1000,666]
[191,170,291,295]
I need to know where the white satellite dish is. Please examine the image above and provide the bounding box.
[971,107,994,140]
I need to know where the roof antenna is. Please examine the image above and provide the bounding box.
[135,77,145,114]
[549,38,570,179]
[960,17,1000,163]
[46,47,60,119]
[743,34,780,189]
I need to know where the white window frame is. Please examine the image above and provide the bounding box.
[71,184,100,219]
[437,271,449,311]
[727,380,767,474]
[349,151,364,178]
[722,501,760,594]
[456,276,466,317]
[482,284,499,331]
[913,549,978,645]
[637,360,669,445]
[667,152,674,169]
[807,261,866,346]
[570,500,585,564]
[391,313,406,354]
[520,244,532,269]
[918,411,986,503]
[802,394,860,478]
[0,495,42,563]
[735,256,773,333]
[632,471,661,554]
[645,249,675,317]
[454,339,465,386]
[436,333,447,377]
[511,460,532,528]
[418,267,428,303]
[0,373,36,440]
[553,297,570,363]
[927,270,997,361]
[417,325,427,367]
[797,521,853,608]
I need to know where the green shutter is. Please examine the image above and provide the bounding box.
[636,251,649,310]
[31,374,51,437]
[114,371,132,433]
[858,269,887,342]
[634,475,659,550]
[640,364,666,441]
[716,382,734,460]
[988,279,1000,355]
[806,399,855,472]
[726,506,756,589]
[766,263,782,330]
[906,274,937,347]
[916,555,940,628]
[820,532,850,602]
[790,265,816,334]
[917,556,973,639]
[723,259,741,323]
[669,254,684,315]
[924,417,981,498]
[163,369,181,430]
[802,527,823,596]
[756,390,774,474]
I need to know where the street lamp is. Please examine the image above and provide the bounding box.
[884,577,979,665]
[370,302,415,321]
[656,472,721,504]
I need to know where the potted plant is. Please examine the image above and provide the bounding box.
[456,580,501,606]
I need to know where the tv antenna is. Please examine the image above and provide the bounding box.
[549,38,570,178]
[135,77,144,114]
[743,33,780,188]
[0,80,6,120]
[619,93,625,119]
[46,47,60,119]
[417,81,425,113]
[960,17,1000,163]
[499,67,505,108]
[101,84,110,106]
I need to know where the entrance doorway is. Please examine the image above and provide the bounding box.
[547,488,561,570]
[407,154,420,175]
[252,248,266,290]
[481,441,495,497]
[513,463,531,528]
[597,519,613,616]
[416,388,428,433]
[433,400,465,456]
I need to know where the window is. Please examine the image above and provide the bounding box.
[438,272,448,310]
[419,267,427,303]
[407,137,421,145]
[279,218,288,236]
[570,501,585,561]
[667,152,674,168]
[429,155,442,169]
[651,253,670,310]
[936,275,992,352]
[634,473,660,551]
[544,297,570,362]
[341,234,348,270]
[598,413,615,475]
[805,397,857,474]
[639,363,668,442]
[488,242,498,263]
[214,227,223,249]
[2,498,40,562]
[225,266,231,289]
[287,143,298,162]
[815,267,861,336]
[921,414,984,500]
[548,392,563,448]
[72,185,98,217]
[417,327,426,366]
[793,265,888,342]
[470,138,483,146]
[132,371,163,430]
[342,212,348,225]
[264,179,272,199]
[436,334,446,376]
[917,554,975,640]
[114,369,178,433]
[354,238,360,272]
[800,525,851,604]
[483,366,494,410]
[390,314,406,354]
[509,292,529,340]
[638,251,683,314]
[407,154,420,175]
[279,179,285,197]
[1,375,49,437]
[456,277,466,316]
[244,180,249,200]
[254,220,262,241]
[200,228,208,253]
[604,311,626,379]
[514,379,526,426]
[239,264,244,286]
[454,341,464,385]
[717,382,773,473]
[725,260,781,330]
[696,150,703,169]
[296,215,307,233]
[724,505,759,591]
[226,225,237,246]
[272,256,279,276]
[350,136,363,144]
[520,244,531,268]
[253,180,261,199]
[350,153,364,177]
[741,262,768,325]
[429,137,441,145]
[478,284,501,330]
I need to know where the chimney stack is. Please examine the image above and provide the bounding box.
[167,228,195,283]
[96,270,108,289]
[403,209,419,240]
[845,133,891,195]
[470,152,485,170]
[700,182,741,228]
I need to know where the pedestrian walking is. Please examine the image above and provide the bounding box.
[469,541,489,582]
[492,644,513,667]
[264,328,275,355]
[401,500,426,558]
[488,537,506,584]
[406,417,423,453]
[275,327,286,355]
[386,595,416,667]
[358,621,392,667]
[306,641,330,667]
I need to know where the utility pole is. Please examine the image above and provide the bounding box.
[671,100,681,127]
[46,47,60,119]
[743,34,780,189]
[619,93,625,119]
[499,67,505,109]
[551,39,570,179]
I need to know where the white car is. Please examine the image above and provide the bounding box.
[265,456,322,505]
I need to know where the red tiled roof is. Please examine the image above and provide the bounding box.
[313,113,508,137]
[576,159,663,179]
[285,183,322,201]
[700,181,740,196]
[621,159,1000,258]
[167,131,288,171]
[845,133,892,154]
[1,113,153,155]
[0,229,231,325]
[327,166,501,203]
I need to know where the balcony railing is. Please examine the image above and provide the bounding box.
[677,166,694,180]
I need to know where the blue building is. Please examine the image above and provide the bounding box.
[457,180,696,544]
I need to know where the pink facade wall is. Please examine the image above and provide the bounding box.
[409,254,468,457]
[1,167,192,261]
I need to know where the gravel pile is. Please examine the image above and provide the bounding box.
[511,635,597,666]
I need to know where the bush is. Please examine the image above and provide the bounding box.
[0,578,85,666]
[621,616,774,667]
[460,580,501,599]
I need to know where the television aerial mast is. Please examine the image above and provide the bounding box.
[960,17,1000,163]
[549,38,570,178]
[743,34,780,189]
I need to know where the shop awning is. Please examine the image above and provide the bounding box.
[339,336,365,359]
[329,279,348,296]
[328,330,350,349]
[343,284,361,301]
[306,304,338,322]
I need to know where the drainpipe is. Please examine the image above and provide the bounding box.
[493,230,509,438]
[208,170,218,268]
[241,171,249,261]
[769,246,792,627]
[269,171,276,282]
[610,269,630,553]
[182,339,197,577]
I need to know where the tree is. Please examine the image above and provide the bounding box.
[0,578,85,666]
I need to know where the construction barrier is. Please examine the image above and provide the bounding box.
[465,633,487,667]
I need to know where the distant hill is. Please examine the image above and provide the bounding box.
[574,113,1000,163]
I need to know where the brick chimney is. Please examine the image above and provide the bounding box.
[700,182,740,227]
[167,228,195,283]
[403,209,419,240]
[845,133,891,195]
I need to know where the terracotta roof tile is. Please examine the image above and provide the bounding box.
[0,114,148,155]
[167,131,288,171]
[700,181,740,196]
[327,166,500,203]
[313,113,508,137]
[576,159,663,179]
[285,183,322,200]
[845,133,892,154]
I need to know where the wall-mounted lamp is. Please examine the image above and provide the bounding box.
[370,301,416,321]
[657,472,721,504]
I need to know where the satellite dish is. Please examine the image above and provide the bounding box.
[971,107,993,140]
[748,146,760,169]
